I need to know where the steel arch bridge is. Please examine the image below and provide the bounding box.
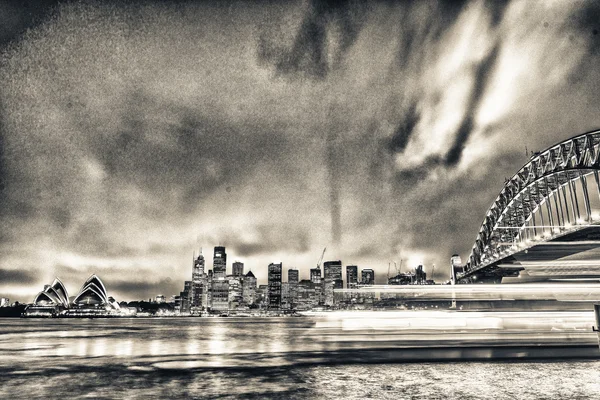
[457,129,600,283]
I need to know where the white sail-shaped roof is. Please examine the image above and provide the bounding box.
[32,277,70,307]
[73,275,109,306]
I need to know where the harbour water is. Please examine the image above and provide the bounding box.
[2,311,600,399]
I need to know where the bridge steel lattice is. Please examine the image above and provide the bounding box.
[458,129,600,283]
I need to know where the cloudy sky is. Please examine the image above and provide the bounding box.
[1,0,600,301]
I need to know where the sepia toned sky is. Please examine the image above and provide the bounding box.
[1,0,600,301]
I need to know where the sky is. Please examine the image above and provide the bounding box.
[1,0,600,302]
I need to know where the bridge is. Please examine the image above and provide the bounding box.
[457,129,600,283]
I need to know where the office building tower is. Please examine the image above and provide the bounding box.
[213,246,227,279]
[310,268,322,284]
[288,269,299,284]
[281,282,290,310]
[361,269,375,285]
[288,269,299,310]
[268,262,282,310]
[173,295,182,311]
[242,270,257,306]
[228,275,243,309]
[323,279,334,306]
[232,261,244,277]
[180,280,192,313]
[297,280,319,310]
[256,284,269,308]
[193,251,205,281]
[415,265,427,284]
[191,252,208,310]
[324,260,343,289]
[346,265,358,289]
[211,280,229,312]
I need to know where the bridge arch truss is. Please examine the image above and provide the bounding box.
[459,129,600,282]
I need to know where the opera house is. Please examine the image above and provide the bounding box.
[24,275,120,317]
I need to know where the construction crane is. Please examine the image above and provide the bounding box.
[317,247,326,269]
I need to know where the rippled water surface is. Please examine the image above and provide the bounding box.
[1,312,600,399]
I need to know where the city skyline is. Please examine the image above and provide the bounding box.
[2,1,600,302]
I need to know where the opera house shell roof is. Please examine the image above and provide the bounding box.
[32,275,118,309]
[33,278,70,308]
[73,275,109,306]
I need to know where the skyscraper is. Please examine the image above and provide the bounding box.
[191,252,207,311]
[361,269,375,285]
[211,280,229,312]
[242,270,257,306]
[346,265,358,289]
[323,260,343,289]
[323,261,342,307]
[268,262,282,310]
[232,261,244,277]
[310,268,322,284]
[415,265,427,284]
[180,280,192,313]
[288,269,299,310]
[193,251,205,280]
[213,246,227,279]
[288,269,299,284]
[228,275,243,309]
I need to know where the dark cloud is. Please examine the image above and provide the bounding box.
[388,103,420,154]
[445,44,500,166]
[257,0,367,79]
[0,268,36,284]
[0,0,61,48]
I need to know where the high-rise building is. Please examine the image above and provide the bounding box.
[228,275,243,309]
[415,265,427,284]
[288,269,299,310]
[213,246,227,279]
[191,252,208,311]
[211,280,229,312]
[180,280,192,313]
[242,270,257,306]
[232,261,244,277]
[173,295,182,311]
[207,270,213,307]
[297,280,319,310]
[361,269,375,285]
[193,252,205,281]
[268,262,282,310]
[281,282,291,310]
[256,284,269,308]
[346,265,358,289]
[310,268,322,284]
[324,260,343,289]
[288,269,299,284]
[323,261,342,307]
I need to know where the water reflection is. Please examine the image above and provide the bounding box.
[0,314,599,399]
[1,312,599,364]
